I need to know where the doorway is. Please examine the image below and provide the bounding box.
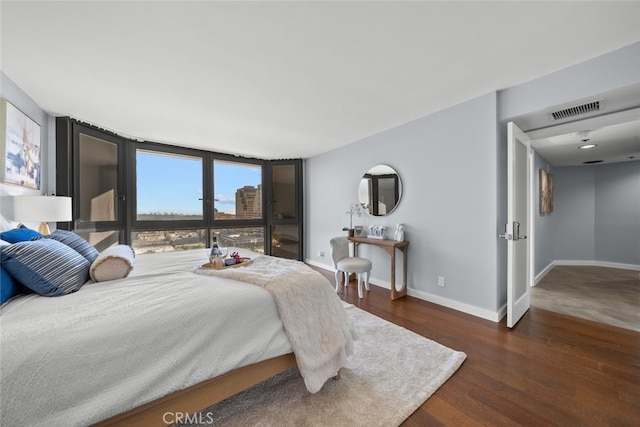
[518,105,640,329]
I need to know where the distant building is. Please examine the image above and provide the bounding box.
[236,184,262,219]
[214,208,235,220]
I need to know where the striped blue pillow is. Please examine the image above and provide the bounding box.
[34,229,99,264]
[0,239,90,296]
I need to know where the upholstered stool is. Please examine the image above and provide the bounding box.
[329,236,372,298]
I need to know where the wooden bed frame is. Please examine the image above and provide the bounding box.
[96,353,297,426]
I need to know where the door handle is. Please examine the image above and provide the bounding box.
[499,222,527,241]
[498,223,512,240]
[513,221,527,241]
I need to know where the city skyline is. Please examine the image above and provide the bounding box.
[137,152,261,215]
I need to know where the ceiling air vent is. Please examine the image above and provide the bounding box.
[548,100,603,121]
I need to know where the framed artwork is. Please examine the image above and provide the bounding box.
[539,168,554,214]
[1,98,41,189]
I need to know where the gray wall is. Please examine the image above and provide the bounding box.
[498,42,640,121]
[534,160,640,277]
[306,92,503,318]
[0,71,55,229]
[307,42,640,320]
[3,41,638,319]
[594,162,640,264]
[534,153,556,274]
[551,166,597,261]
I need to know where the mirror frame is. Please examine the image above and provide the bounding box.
[358,164,402,216]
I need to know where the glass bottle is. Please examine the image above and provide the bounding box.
[210,236,224,268]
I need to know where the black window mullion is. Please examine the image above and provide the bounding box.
[203,151,214,246]
[131,141,207,230]
[62,117,301,259]
[71,122,127,234]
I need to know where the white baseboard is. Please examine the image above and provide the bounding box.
[534,262,556,285]
[407,287,505,322]
[308,257,639,324]
[304,258,334,271]
[535,260,640,285]
[305,258,503,322]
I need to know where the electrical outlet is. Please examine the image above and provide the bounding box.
[318,251,325,257]
[437,276,446,287]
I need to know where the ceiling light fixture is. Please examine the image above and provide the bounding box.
[579,144,597,149]
[574,130,591,141]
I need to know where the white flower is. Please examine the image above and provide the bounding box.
[346,202,362,229]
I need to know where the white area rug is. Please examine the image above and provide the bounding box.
[177,304,466,426]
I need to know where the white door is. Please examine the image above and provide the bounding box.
[503,122,533,328]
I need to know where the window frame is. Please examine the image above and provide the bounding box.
[56,118,128,241]
[56,118,302,259]
[265,159,303,258]
[211,153,266,227]
[131,141,209,231]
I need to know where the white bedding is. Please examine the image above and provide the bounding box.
[194,255,355,393]
[0,249,292,426]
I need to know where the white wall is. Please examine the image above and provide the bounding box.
[0,71,55,230]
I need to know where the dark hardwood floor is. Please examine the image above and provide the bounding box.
[312,267,640,426]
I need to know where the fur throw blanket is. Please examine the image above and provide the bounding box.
[194,255,355,393]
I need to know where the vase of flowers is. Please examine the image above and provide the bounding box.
[344,202,362,236]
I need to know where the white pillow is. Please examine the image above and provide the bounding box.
[0,239,10,246]
[90,245,135,282]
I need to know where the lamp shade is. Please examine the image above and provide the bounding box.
[13,196,72,222]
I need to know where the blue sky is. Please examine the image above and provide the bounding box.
[136,152,261,215]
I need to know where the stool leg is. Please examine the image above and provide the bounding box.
[357,273,363,298]
[344,271,349,289]
[364,270,370,291]
[334,270,341,292]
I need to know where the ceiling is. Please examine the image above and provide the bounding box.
[514,84,640,166]
[1,1,639,160]
[530,117,640,167]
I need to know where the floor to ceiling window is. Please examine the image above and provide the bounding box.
[56,121,126,252]
[269,161,302,260]
[56,118,303,260]
[132,148,206,253]
[212,159,265,254]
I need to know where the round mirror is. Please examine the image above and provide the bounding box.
[358,164,402,216]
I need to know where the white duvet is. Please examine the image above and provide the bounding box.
[194,255,355,393]
[0,249,292,426]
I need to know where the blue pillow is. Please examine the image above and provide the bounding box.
[1,239,90,296]
[1,266,29,305]
[0,225,43,243]
[33,229,99,264]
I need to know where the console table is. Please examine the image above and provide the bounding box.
[348,236,409,300]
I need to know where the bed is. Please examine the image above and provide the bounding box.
[0,246,354,426]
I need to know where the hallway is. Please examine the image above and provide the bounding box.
[531,265,640,331]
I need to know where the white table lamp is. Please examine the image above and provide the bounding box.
[13,196,72,235]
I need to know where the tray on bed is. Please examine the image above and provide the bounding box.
[200,257,252,270]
